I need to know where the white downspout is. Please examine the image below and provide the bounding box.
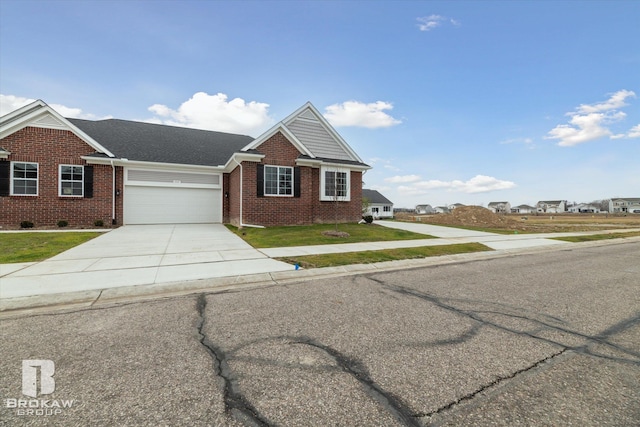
[231,157,264,229]
[110,160,116,225]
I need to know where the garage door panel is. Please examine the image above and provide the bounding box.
[124,186,221,224]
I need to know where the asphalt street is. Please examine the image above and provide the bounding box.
[1,241,639,426]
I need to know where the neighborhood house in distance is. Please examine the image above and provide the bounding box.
[362,189,394,219]
[413,198,640,215]
[0,100,371,228]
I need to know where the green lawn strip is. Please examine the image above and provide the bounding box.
[276,242,492,269]
[552,231,640,243]
[226,223,434,248]
[0,232,102,263]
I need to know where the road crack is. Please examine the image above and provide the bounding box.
[291,337,422,427]
[195,294,271,426]
[414,348,568,419]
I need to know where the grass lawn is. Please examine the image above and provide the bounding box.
[0,232,102,263]
[552,231,640,243]
[226,223,434,248]
[276,242,492,269]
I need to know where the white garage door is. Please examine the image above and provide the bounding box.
[124,169,222,224]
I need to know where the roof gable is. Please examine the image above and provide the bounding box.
[0,100,115,157]
[243,102,364,164]
[363,189,393,204]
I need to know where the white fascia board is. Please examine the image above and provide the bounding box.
[0,100,116,158]
[295,158,322,168]
[319,161,371,172]
[82,156,225,172]
[284,102,365,164]
[221,152,265,173]
[241,122,314,157]
[296,157,370,172]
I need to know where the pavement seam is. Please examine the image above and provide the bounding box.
[195,294,271,426]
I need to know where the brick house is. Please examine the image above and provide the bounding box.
[0,100,370,228]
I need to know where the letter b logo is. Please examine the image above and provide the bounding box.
[22,360,55,398]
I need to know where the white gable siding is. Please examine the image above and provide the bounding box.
[286,117,355,161]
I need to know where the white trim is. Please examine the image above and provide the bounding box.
[283,102,364,163]
[221,151,265,173]
[10,161,39,196]
[0,100,115,158]
[320,166,351,202]
[83,156,227,173]
[263,165,294,197]
[58,164,84,197]
[240,102,366,164]
[0,149,10,159]
[241,122,314,157]
[124,167,221,189]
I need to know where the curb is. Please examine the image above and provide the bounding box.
[1,236,639,318]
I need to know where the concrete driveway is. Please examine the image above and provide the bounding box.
[0,224,293,300]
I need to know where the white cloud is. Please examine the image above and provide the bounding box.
[417,15,461,32]
[577,89,635,113]
[385,174,421,183]
[546,90,637,147]
[627,124,640,138]
[148,92,273,135]
[399,175,516,194]
[0,94,106,119]
[323,101,401,128]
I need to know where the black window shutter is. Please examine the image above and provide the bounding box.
[84,165,94,198]
[294,166,301,198]
[256,164,264,197]
[0,162,9,197]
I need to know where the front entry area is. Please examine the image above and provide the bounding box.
[123,168,222,225]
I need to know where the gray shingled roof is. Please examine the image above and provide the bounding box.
[68,118,254,167]
[362,189,393,205]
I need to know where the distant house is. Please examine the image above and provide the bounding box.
[568,203,601,213]
[536,200,566,213]
[434,206,450,214]
[362,189,393,219]
[609,197,640,213]
[448,203,465,210]
[510,204,536,214]
[487,201,511,214]
[415,204,434,214]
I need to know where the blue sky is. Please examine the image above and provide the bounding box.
[1,0,638,209]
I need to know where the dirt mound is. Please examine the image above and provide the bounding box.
[402,206,525,230]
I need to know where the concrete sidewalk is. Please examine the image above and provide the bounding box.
[261,220,579,257]
[2,222,639,312]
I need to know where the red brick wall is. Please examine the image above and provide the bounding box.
[0,126,123,228]
[229,131,364,227]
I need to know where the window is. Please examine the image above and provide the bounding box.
[11,162,38,195]
[383,206,391,212]
[320,167,350,201]
[59,165,84,196]
[264,165,293,196]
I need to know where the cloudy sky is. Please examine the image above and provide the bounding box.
[1,0,638,208]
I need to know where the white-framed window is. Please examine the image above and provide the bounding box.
[59,165,84,197]
[11,161,38,195]
[383,205,391,212]
[320,167,350,201]
[264,165,293,196]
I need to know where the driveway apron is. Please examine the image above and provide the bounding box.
[0,224,293,299]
